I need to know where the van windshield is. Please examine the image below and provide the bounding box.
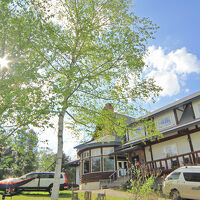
[167,172,181,180]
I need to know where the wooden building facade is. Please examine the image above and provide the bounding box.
[73,91,200,190]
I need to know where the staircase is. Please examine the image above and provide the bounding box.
[100,169,131,189]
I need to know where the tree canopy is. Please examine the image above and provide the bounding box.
[0,0,160,199]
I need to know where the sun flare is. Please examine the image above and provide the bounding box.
[0,55,10,68]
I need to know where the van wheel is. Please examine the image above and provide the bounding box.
[170,189,182,200]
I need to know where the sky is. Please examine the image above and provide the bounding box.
[134,0,200,111]
[39,0,200,158]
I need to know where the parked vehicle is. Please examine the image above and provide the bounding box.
[0,172,68,195]
[162,166,200,200]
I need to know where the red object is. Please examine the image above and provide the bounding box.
[136,161,141,166]
[64,173,67,184]
[9,188,14,193]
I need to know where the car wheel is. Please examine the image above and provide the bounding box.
[171,189,182,200]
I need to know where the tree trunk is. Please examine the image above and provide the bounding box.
[51,110,65,200]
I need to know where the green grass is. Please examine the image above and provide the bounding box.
[0,191,129,200]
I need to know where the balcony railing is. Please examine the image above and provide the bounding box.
[140,150,200,176]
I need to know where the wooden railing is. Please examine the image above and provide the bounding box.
[140,150,200,176]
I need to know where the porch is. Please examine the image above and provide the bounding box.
[140,150,200,176]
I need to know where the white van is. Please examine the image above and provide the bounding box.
[162,166,200,200]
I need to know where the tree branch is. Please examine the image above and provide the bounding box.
[66,110,90,128]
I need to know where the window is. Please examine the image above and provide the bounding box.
[157,116,172,130]
[164,144,178,157]
[167,172,181,180]
[91,148,101,157]
[82,151,90,159]
[103,156,114,171]
[40,173,53,178]
[26,173,38,179]
[103,147,114,155]
[136,127,142,133]
[129,126,144,141]
[91,157,101,172]
[83,159,90,174]
[183,172,200,182]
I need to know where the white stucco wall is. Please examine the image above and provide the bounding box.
[192,99,200,119]
[145,135,191,162]
[190,131,200,151]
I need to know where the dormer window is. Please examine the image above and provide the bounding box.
[154,111,176,131]
[129,125,145,141]
[157,116,171,128]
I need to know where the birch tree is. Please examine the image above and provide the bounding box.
[0,0,161,199]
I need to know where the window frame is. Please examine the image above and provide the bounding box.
[91,156,101,172]
[103,156,115,172]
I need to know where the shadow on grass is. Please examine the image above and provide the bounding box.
[20,191,72,198]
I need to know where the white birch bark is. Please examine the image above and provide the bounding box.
[51,111,65,200]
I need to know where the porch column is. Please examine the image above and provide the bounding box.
[114,155,117,171]
[149,144,154,161]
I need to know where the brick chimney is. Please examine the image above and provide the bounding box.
[103,103,114,111]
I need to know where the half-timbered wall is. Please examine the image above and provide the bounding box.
[145,131,200,162]
[190,130,200,151]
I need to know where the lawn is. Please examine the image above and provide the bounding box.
[1,191,129,200]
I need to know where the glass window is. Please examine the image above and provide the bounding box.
[40,173,52,178]
[164,144,178,157]
[103,147,114,155]
[157,116,172,129]
[83,159,90,174]
[183,173,200,182]
[129,126,145,141]
[91,148,101,157]
[82,151,90,159]
[103,156,114,171]
[91,157,101,172]
[167,172,181,180]
[26,173,38,179]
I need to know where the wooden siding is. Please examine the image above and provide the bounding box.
[80,172,113,184]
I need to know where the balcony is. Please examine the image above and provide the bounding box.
[140,150,200,176]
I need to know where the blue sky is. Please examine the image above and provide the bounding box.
[40,1,200,157]
[133,0,200,111]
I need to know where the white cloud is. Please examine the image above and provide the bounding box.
[144,46,200,97]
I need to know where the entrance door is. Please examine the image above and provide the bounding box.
[117,161,127,177]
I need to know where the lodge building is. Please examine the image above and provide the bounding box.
[68,91,200,190]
